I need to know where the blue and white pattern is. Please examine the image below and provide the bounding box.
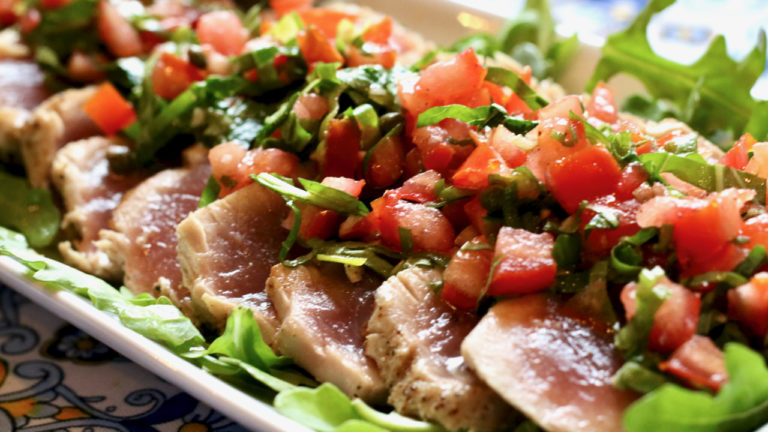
[0,285,248,432]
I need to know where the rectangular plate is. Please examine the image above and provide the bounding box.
[0,2,604,431]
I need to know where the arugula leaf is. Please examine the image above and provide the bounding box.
[0,171,61,248]
[638,152,766,203]
[623,343,768,432]
[416,104,538,134]
[614,267,671,357]
[0,227,204,351]
[587,0,767,140]
[254,173,369,216]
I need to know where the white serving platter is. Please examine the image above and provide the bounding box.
[0,1,670,431]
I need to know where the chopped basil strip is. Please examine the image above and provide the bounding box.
[254,173,369,216]
[485,66,549,110]
[416,104,538,134]
[615,266,671,357]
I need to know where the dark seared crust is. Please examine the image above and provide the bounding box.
[365,267,515,431]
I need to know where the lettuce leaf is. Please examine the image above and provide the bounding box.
[0,227,204,351]
[624,343,768,432]
[587,0,767,140]
[0,171,60,248]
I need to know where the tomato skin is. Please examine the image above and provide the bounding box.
[322,118,361,178]
[82,82,136,135]
[728,272,768,338]
[97,0,143,58]
[615,162,648,200]
[399,48,488,116]
[296,8,356,39]
[658,335,727,392]
[546,145,622,213]
[366,135,405,189]
[411,124,473,176]
[297,26,343,68]
[621,278,701,353]
[151,52,205,100]
[378,193,455,253]
[587,82,618,124]
[720,133,757,170]
[489,227,556,296]
[442,236,493,310]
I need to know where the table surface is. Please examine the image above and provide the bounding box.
[2,1,767,431]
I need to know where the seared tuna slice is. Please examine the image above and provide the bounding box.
[176,182,288,340]
[19,86,101,187]
[365,267,513,431]
[103,163,210,310]
[462,294,637,432]
[0,59,50,109]
[267,263,386,403]
[52,137,146,280]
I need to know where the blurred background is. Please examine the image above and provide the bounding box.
[453,0,768,97]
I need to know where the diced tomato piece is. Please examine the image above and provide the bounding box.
[151,52,205,100]
[621,278,700,353]
[18,8,40,32]
[659,335,727,392]
[490,126,527,167]
[210,142,299,196]
[321,176,365,197]
[580,195,641,254]
[362,16,392,44]
[489,227,556,295]
[403,147,424,179]
[66,51,106,83]
[322,118,361,178]
[546,145,622,213]
[196,11,248,56]
[411,124,473,175]
[587,82,618,124]
[442,236,493,310]
[82,82,136,135]
[728,272,768,338]
[0,0,18,25]
[296,8,356,39]
[297,26,343,68]
[366,135,404,189]
[339,214,376,240]
[615,162,649,200]
[720,133,757,170]
[346,43,397,69]
[452,144,509,190]
[97,0,143,58]
[743,213,768,250]
[378,193,455,252]
[464,196,489,236]
[442,198,471,231]
[672,189,749,274]
[397,170,441,203]
[293,93,329,120]
[399,48,488,116]
[269,0,312,16]
[209,141,247,194]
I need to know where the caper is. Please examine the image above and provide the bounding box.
[379,112,405,134]
[106,145,137,174]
